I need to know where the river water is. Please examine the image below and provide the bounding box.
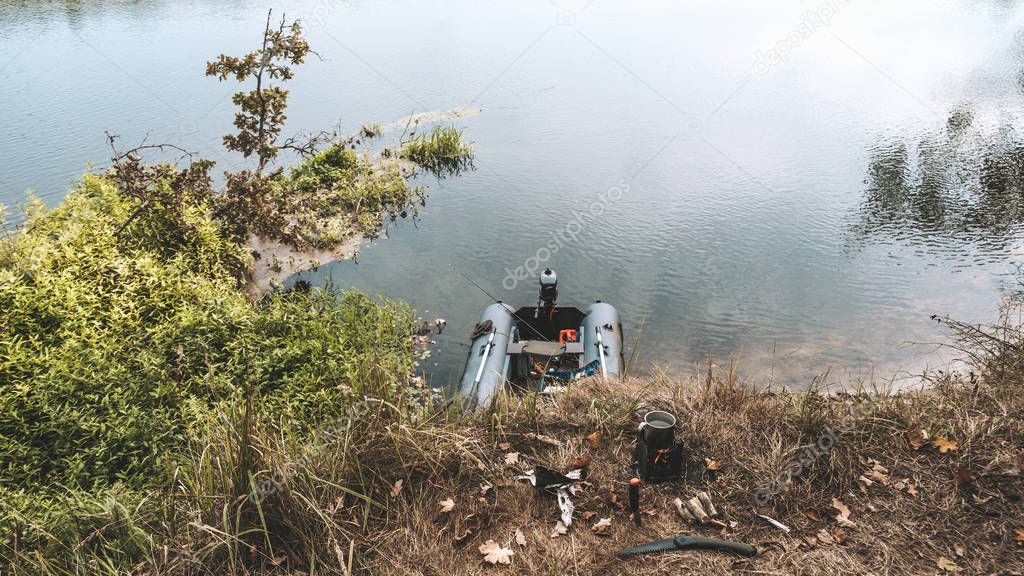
[4,0,1024,389]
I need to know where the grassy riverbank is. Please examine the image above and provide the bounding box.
[2,173,1022,573]
[0,26,1019,567]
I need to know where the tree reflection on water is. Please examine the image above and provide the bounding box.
[851,105,1024,258]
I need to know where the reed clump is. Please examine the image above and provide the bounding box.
[400,125,475,177]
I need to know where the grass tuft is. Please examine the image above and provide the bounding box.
[400,125,474,177]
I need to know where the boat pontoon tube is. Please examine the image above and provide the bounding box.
[458,303,514,408]
[580,302,623,379]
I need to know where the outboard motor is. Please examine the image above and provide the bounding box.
[536,268,557,318]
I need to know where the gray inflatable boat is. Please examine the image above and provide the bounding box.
[458,269,624,409]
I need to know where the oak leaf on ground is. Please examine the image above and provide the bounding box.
[933,437,959,454]
[907,427,930,449]
[550,521,568,538]
[864,461,890,485]
[831,497,855,527]
[479,540,514,565]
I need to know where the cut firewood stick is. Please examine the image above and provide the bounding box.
[696,491,718,518]
[673,497,695,522]
[685,497,710,524]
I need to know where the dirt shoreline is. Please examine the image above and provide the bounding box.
[243,232,365,297]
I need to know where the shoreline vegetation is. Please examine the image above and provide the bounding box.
[1,13,1022,576]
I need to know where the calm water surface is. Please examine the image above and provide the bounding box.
[4,1,1024,389]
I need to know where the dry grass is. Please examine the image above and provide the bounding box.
[8,321,1024,575]
[356,368,1022,576]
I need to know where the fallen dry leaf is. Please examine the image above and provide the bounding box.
[497,442,511,451]
[478,540,514,565]
[390,479,404,498]
[514,529,527,547]
[857,475,874,490]
[570,456,591,469]
[581,511,597,521]
[954,543,965,557]
[933,437,960,454]
[831,497,855,527]
[907,427,930,450]
[438,498,455,513]
[585,431,602,448]
[953,466,975,489]
[504,452,520,466]
[936,556,959,572]
[805,510,823,522]
[642,508,658,517]
[894,478,920,497]
[592,517,612,535]
[609,492,625,509]
[832,527,849,544]
[480,483,493,496]
[865,461,890,485]
[816,528,834,545]
[1015,527,1024,545]
[550,521,568,538]
[705,458,721,471]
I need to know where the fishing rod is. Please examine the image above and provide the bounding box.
[451,265,554,342]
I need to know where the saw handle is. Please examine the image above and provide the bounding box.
[674,536,756,557]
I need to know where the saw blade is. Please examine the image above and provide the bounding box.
[615,538,678,557]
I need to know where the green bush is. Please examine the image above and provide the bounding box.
[0,174,415,494]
